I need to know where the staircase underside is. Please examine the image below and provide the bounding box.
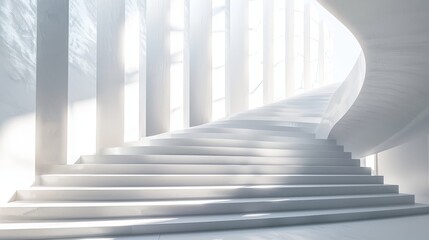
[1,85,428,239]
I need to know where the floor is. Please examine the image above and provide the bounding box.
[69,213,429,240]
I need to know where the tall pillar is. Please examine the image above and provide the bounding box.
[96,0,125,150]
[146,0,170,136]
[303,2,311,90]
[183,0,191,128]
[225,0,231,115]
[285,0,295,97]
[36,0,69,171]
[226,0,249,115]
[189,0,212,126]
[139,0,147,137]
[263,0,274,105]
[318,19,325,86]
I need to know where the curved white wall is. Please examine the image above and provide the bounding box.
[318,0,429,158]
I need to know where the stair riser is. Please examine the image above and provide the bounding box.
[79,155,359,166]
[0,196,414,220]
[39,175,384,187]
[43,165,370,175]
[16,185,399,201]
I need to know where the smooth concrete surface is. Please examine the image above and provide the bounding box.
[318,0,429,157]
[378,132,429,203]
[65,213,429,240]
[96,0,125,150]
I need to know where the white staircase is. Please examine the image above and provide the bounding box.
[1,85,428,239]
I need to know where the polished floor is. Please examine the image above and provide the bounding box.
[69,213,429,240]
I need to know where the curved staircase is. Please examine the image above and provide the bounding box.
[1,85,428,239]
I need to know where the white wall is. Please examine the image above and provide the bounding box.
[378,132,429,203]
[318,0,429,158]
[0,0,36,203]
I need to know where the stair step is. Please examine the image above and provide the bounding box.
[0,204,428,239]
[236,110,323,118]
[79,155,360,166]
[181,127,315,138]
[209,119,318,129]
[16,184,399,201]
[42,164,370,175]
[196,124,315,134]
[229,115,322,123]
[38,174,384,187]
[102,146,351,158]
[140,138,343,151]
[162,132,334,143]
[0,194,414,220]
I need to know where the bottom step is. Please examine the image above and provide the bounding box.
[0,204,429,239]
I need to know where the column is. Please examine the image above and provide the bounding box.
[263,0,274,105]
[226,0,249,115]
[189,0,212,126]
[96,0,125,150]
[303,2,311,90]
[183,0,190,127]
[36,0,69,171]
[139,0,147,137]
[285,0,295,97]
[146,0,170,136]
[318,19,325,86]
